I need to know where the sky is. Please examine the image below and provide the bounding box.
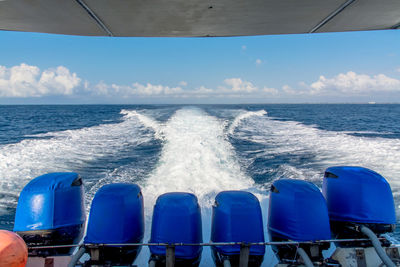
[0,29,399,104]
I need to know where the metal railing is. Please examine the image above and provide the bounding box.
[27,237,387,249]
[26,237,393,267]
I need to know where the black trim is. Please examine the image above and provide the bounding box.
[391,22,400,29]
[309,0,357,33]
[71,177,83,186]
[211,248,264,267]
[17,224,84,256]
[75,0,113,36]
[324,172,338,179]
[270,185,279,193]
[149,253,201,267]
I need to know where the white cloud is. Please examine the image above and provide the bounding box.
[396,68,400,73]
[87,77,278,99]
[179,81,188,87]
[0,64,81,97]
[83,80,90,90]
[3,63,400,103]
[132,83,164,95]
[94,81,109,95]
[255,59,262,66]
[39,66,80,95]
[193,86,214,94]
[282,85,299,95]
[192,78,277,97]
[135,83,183,95]
[91,82,183,97]
[281,72,400,96]
[222,78,258,93]
[241,45,247,51]
[262,87,279,95]
[309,71,400,95]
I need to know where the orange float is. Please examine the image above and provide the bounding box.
[0,230,28,267]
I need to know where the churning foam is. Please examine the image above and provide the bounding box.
[142,107,254,207]
[0,112,157,213]
[120,109,163,139]
[131,108,270,266]
[233,114,400,192]
[228,110,267,135]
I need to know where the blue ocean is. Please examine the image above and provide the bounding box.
[1,104,399,265]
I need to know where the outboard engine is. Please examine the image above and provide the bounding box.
[211,191,265,267]
[14,173,85,256]
[149,192,202,267]
[323,166,396,243]
[83,183,144,266]
[268,179,331,266]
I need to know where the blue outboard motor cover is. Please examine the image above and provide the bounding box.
[268,179,331,241]
[211,191,265,256]
[150,192,202,259]
[14,172,85,232]
[323,166,396,225]
[84,183,144,244]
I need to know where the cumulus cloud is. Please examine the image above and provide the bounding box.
[255,59,262,66]
[282,84,305,95]
[281,71,400,96]
[133,83,183,95]
[94,72,399,100]
[193,86,214,94]
[90,82,183,98]
[94,81,109,95]
[0,64,81,97]
[87,77,278,99]
[179,81,188,87]
[222,78,258,93]
[83,80,90,90]
[3,63,400,103]
[309,71,400,95]
[262,87,279,95]
[188,78,277,97]
[0,64,278,100]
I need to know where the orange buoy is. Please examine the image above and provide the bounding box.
[0,230,28,267]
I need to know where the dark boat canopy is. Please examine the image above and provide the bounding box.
[0,0,399,37]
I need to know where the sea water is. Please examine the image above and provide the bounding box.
[0,104,399,265]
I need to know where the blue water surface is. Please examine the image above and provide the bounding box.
[1,104,399,242]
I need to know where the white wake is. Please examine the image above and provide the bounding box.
[228,110,267,135]
[129,107,271,266]
[0,111,157,214]
[232,114,400,193]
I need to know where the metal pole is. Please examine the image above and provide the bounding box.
[239,244,250,267]
[297,247,314,267]
[28,238,387,249]
[68,247,86,267]
[166,245,175,267]
[308,0,355,33]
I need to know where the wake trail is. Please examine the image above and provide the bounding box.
[227,110,267,135]
[120,109,164,139]
[142,107,255,208]
[231,114,400,192]
[0,110,157,213]
[131,107,270,266]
